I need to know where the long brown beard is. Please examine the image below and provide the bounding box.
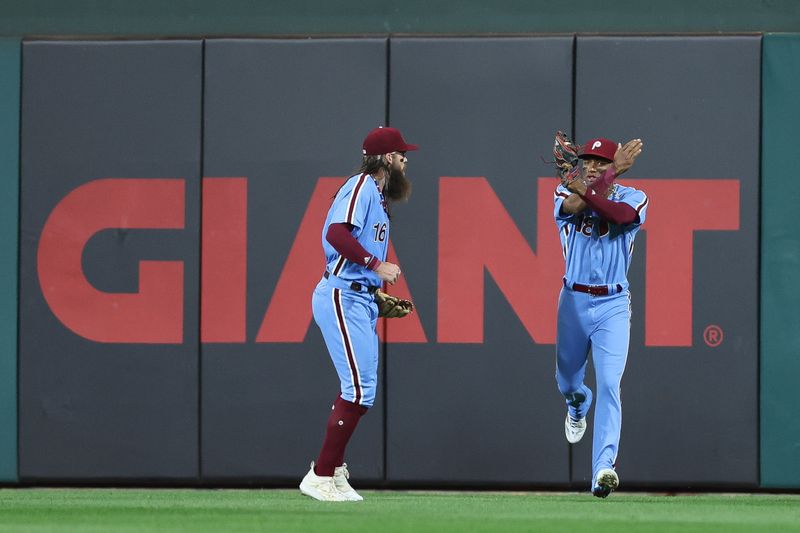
[385,166,411,202]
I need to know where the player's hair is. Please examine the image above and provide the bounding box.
[328,156,386,204]
[356,155,386,176]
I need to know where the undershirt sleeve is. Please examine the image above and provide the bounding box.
[326,222,381,270]
[579,191,638,225]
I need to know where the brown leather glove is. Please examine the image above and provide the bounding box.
[375,289,414,318]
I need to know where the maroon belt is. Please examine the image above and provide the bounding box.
[569,282,622,296]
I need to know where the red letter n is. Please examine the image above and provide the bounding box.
[438,177,564,344]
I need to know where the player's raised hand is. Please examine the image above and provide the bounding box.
[375,261,402,285]
[613,139,643,176]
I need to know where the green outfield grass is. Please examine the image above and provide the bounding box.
[0,489,798,532]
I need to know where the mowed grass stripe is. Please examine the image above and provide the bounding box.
[0,489,797,532]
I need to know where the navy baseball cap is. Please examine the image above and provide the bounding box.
[362,127,419,156]
[579,137,617,162]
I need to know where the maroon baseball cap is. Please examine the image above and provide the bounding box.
[362,127,419,156]
[579,137,618,162]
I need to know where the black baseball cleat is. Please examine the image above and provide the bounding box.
[592,468,619,498]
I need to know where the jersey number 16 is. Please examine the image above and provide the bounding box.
[372,222,387,242]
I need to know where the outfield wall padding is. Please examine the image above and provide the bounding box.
[384,36,574,485]
[15,35,767,488]
[19,41,203,480]
[574,36,760,487]
[200,38,389,481]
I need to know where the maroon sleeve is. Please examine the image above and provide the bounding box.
[326,223,381,270]
[579,190,638,225]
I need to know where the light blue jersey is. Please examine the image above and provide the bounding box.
[554,183,649,289]
[313,172,389,408]
[552,180,649,492]
[323,173,389,288]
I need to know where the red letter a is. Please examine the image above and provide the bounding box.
[258,177,425,343]
[379,243,428,343]
[256,178,344,342]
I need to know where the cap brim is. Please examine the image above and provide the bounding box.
[403,143,419,152]
[578,152,612,161]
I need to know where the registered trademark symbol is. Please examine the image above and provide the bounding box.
[703,325,723,347]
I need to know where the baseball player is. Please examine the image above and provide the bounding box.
[299,127,417,502]
[552,135,647,498]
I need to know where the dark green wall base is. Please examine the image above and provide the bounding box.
[0,37,19,482]
[0,0,798,36]
[761,33,800,489]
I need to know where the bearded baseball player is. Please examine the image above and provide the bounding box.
[299,127,417,502]
[552,133,647,498]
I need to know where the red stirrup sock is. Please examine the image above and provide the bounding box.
[314,395,369,477]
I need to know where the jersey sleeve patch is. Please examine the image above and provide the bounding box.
[618,187,649,225]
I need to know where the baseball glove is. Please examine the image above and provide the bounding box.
[553,130,580,186]
[375,289,414,318]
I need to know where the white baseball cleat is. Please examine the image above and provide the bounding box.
[333,463,364,501]
[299,462,348,502]
[564,414,587,444]
[592,468,619,498]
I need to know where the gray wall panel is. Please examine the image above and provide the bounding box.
[19,41,202,479]
[387,37,574,484]
[574,36,760,486]
[201,39,388,481]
